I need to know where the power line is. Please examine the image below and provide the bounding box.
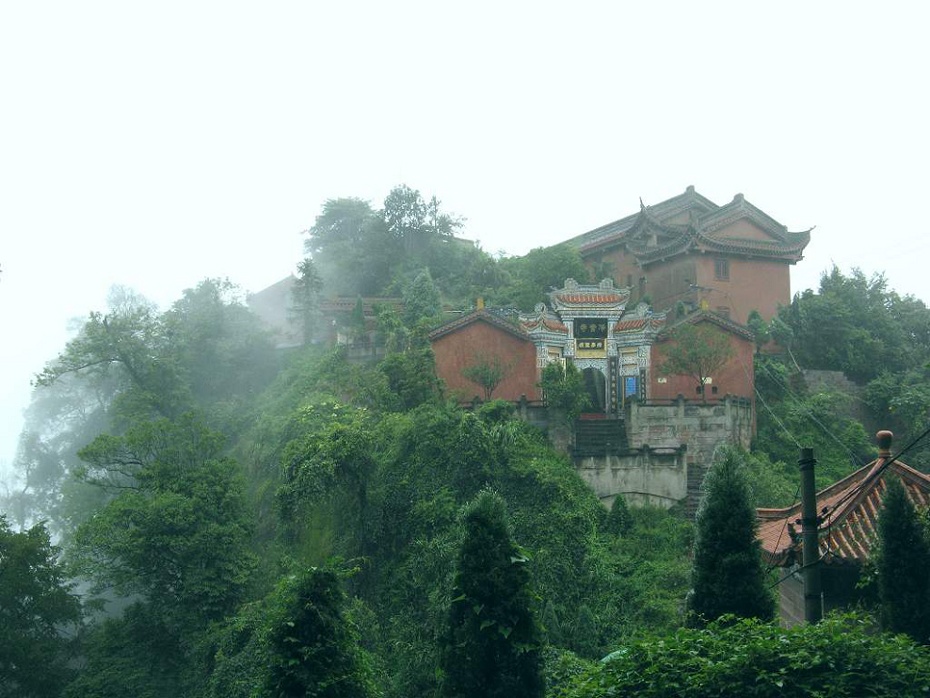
[820,422,930,524]
[755,358,865,468]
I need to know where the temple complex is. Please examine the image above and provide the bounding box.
[566,186,811,324]
[251,186,809,510]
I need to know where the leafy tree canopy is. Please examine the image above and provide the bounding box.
[69,414,256,633]
[264,566,377,698]
[779,266,930,382]
[495,244,590,311]
[462,352,513,401]
[539,361,591,422]
[658,321,734,403]
[0,517,81,698]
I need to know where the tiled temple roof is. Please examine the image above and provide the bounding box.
[549,279,630,314]
[567,185,718,251]
[567,187,811,265]
[614,315,667,333]
[428,309,530,342]
[757,432,930,567]
[658,309,755,342]
[554,291,627,305]
[521,313,569,334]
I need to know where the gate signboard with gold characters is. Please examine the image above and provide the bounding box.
[575,318,608,358]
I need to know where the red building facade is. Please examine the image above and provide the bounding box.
[566,187,811,324]
[429,310,541,402]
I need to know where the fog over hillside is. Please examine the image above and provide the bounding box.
[3,2,929,469]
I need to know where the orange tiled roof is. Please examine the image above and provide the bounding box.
[614,315,666,333]
[614,318,647,331]
[428,309,529,342]
[757,435,930,567]
[553,292,626,305]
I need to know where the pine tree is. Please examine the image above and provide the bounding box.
[688,448,774,625]
[877,476,930,642]
[440,490,544,698]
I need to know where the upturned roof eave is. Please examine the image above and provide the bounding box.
[567,186,720,252]
[757,457,930,565]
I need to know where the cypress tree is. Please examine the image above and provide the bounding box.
[264,567,373,698]
[688,448,774,625]
[440,489,544,698]
[877,475,930,642]
[605,493,633,536]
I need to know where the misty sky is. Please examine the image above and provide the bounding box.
[2,2,929,468]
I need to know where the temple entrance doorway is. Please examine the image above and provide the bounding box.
[582,367,607,414]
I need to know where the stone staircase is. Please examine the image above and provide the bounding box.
[572,418,629,457]
[685,461,709,518]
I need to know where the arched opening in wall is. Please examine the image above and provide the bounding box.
[582,367,607,414]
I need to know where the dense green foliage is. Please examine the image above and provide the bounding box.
[493,245,590,310]
[14,188,930,696]
[10,280,279,536]
[780,267,930,383]
[774,266,930,467]
[70,415,256,632]
[440,490,544,697]
[877,476,930,642]
[604,494,632,536]
[688,448,774,625]
[539,362,590,423]
[559,614,930,697]
[305,186,498,306]
[0,517,81,698]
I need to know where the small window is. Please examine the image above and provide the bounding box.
[714,258,730,281]
[716,306,730,319]
[711,386,719,395]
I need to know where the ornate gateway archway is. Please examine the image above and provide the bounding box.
[521,278,666,416]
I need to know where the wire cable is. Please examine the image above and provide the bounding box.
[821,421,930,523]
[755,359,866,468]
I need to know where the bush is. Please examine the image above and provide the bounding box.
[560,614,930,697]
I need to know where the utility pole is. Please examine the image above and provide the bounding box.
[799,447,822,623]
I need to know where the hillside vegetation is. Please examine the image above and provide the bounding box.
[5,186,930,696]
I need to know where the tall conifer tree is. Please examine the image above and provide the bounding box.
[877,476,930,642]
[440,490,543,698]
[688,448,774,625]
[265,566,374,698]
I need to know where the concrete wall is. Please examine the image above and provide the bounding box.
[572,396,754,514]
[576,446,687,508]
[777,564,863,626]
[628,395,753,453]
